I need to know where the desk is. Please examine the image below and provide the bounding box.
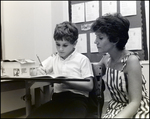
[1,80,25,92]
[1,77,90,116]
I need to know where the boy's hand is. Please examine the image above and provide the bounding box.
[37,66,47,75]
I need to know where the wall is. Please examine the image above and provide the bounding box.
[1,1,53,63]
[51,1,69,53]
[1,1,149,113]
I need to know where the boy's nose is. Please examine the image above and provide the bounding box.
[59,46,63,51]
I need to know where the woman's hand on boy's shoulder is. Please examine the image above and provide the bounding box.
[50,52,58,57]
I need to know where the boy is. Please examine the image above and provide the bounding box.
[27,21,94,118]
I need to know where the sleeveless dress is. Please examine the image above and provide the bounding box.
[102,52,149,118]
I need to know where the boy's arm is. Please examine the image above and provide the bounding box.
[64,76,93,92]
[64,57,94,92]
[29,55,54,87]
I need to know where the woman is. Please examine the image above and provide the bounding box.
[91,13,149,118]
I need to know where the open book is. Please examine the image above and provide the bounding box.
[29,75,90,82]
[1,75,90,82]
[31,75,67,79]
[29,75,90,83]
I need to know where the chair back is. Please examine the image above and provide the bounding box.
[87,63,106,118]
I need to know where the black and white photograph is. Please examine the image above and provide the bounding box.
[1,1,149,118]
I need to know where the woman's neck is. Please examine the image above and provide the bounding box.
[109,49,125,63]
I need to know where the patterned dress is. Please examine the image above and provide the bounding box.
[102,53,149,118]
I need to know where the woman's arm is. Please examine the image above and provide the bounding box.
[115,55,142,118]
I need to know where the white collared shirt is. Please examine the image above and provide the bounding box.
[42,49,93,97]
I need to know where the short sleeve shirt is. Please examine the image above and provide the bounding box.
[42,49,93,97]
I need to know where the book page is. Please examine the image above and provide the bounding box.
[31,75,54,78]
[31,75,68,79]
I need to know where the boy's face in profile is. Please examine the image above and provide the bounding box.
[55,39,76,59]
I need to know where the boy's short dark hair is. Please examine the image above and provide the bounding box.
[91,13,130,51]
[54,21,78,44]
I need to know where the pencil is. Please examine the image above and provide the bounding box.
[36,54,43,67]
[36,54,47,74]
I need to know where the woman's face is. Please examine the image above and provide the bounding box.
[94,32,114,54]
[55,39,76,59]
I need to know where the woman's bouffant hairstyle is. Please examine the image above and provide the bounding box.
[54,21,78,44]
[91,13,130,50]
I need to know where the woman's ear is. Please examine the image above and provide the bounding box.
[113,38,119,45]
[73,40,77,46]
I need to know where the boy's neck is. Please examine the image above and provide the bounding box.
[61,48,75,60]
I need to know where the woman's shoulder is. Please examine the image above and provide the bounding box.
[121,51,140,63]
[121,51,141,71]
[43,53,58,63]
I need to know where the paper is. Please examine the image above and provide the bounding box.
[2,59,35,64]
[120,1,137,16]
[75,34,87,53]
[71,3,85,23]
[102,1,117,15]
[31,75,67,79]
[126,27,142,50]
[90,33,98,53]
[85,1,99,22]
